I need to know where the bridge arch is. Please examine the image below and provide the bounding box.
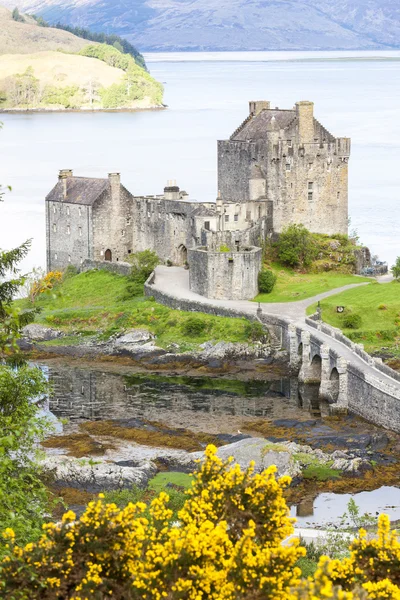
[328,367,340,404]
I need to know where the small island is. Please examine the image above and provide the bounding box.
[0,6,164,111]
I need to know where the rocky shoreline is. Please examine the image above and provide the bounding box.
[21,324,288,376]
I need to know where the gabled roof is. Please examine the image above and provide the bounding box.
[46,177,109,205]
[190,205,217,218]
[232,109,296,141]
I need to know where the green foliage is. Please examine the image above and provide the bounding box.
[302,463,341,481]
[31,14,48,27]
[6,66,39,108]
[41,85,80,108]
[11,7,24,22]
[79,44,132,71]
[295,557,318,578]
[53,23,147,69]
[276,224,318,268]
[219,244,230,253]
[0,365,52,552]
[258,269,277,294]
[244,320,266,342]
[342,313,363,329]
[392,256,400,280]
[181,316,208,337]
[130,249,159,282]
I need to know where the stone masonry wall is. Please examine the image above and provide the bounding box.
[46,200,93,272]
[188,246,262,300]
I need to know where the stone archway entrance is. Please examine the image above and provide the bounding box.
[178,244,188,265]
[105,249,112,262]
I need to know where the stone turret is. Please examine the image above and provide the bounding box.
[164,180,180,200]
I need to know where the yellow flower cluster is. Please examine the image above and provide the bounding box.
[0,445,400,600]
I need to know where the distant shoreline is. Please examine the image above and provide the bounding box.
[0,105,166,114]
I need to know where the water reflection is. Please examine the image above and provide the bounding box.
[39,363,329,432]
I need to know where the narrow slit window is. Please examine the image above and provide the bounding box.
[308,192,313,201]
[79,227,82,237]
[67,225,71,235]
[53,224,57,233]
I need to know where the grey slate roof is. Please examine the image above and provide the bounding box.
[233,109,296,141]
[46,177,109,205]
[190,205,217,217]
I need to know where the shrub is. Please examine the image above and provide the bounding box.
[276,224,318,269]
[181,316,208,336]
[378,304,387,310]
[392,256,400,280]
[129,250,159,285]
[219,244,230,253]
[258,269,277,293]
[2,446,400,599]
[342,313,363,329]
[244,320,266,342]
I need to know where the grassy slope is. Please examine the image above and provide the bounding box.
[0,51,125,87]
[307,281,400,355]
[0,6,92,54]
[19,270,255,349]
[254,263,371,303]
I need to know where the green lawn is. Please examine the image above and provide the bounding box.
[307,281,400,355]
[254,263,371,303]
[16,270,255,348]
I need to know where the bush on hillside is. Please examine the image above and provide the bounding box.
[244,320,266,342]
[2,445,400,599]
[12,7,24,22]
[342,313,363,329]
[276,224,317,269]
[181,316,208,337]
[258,269,277,293]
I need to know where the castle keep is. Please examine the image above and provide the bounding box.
[46,100,350,300]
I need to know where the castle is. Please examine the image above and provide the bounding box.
[45,100,350,300]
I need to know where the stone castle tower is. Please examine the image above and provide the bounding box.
[218,100,350,236]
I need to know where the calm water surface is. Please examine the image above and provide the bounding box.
[39,361,400,526]
[0,51,399,270]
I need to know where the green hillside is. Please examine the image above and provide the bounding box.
[0,6,163,110]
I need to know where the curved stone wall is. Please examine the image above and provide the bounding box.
[188,246,262,300]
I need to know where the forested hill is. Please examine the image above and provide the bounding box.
[0,6,163,111]
[3,0,400,51]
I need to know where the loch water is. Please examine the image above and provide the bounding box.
[0,50,400,271]
[39,360,400,527]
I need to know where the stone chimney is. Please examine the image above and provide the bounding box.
[58,169,73,200]
[108,173,121,203]
[249,101,270,116]
[164,179,180,200]
[296,101,314,144]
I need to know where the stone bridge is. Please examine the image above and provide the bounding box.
[145,266,400,433]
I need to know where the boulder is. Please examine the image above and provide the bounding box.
[42,455,156,492]
[214,438,301,478]
[114,329,154,345]
[198,342,271,360]
[22,324,62,341]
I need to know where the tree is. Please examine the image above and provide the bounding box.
[11,7,24,22]
[258,269,277,293]
[391,256,400,280]
[276,224,317,269]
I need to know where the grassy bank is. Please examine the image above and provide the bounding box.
[307,281,400,358]
[254,263,371,303]
[17,270,257,349]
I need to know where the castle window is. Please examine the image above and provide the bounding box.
[67,225,71,235]
[68,255,71,263]
[225,215,229,222]
[287,140,292,147]
[128,249,132,254]
[79,227,82,237]
[122,230,125,237]
[308,182,314,190]
[126,216,131,225]
[204,221,210,231]
[147,212,151,218]
[67,206,70,216]
[228,259,234,265]
[53,224,57,233]
[54,253,57,260]
[286,163,291,172]
[53,205,56,214]
[80,257,83,265]
[246,211,251,221]
[79,207,82,217]
[234,214,239,222]
[308,192,313,201]
[337,192,340,200]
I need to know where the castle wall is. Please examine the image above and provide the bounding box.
[92,179,133,263]
[46,200,93,271]
[188,246,262,300]
[217,140,256,202]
